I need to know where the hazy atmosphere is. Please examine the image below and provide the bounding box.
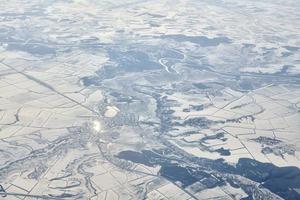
[0,0,299,199]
